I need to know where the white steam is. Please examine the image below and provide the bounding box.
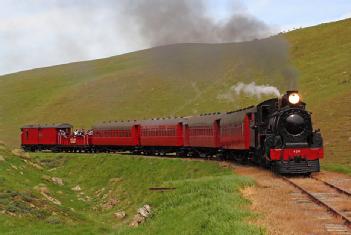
[233,82,281,98]
[216,82,281,102]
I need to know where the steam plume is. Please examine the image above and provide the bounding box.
[233,82,281,98]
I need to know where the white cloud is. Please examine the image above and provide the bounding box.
[0,2,147,75]
[1,0,351,75]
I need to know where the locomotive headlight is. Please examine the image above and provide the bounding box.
[288,93,300,104]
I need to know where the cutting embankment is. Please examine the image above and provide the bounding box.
[0,143,262,234]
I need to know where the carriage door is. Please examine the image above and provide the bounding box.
[134,125,141,146]
[38,128,43,145]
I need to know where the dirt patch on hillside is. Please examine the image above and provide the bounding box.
[228,163,349,235]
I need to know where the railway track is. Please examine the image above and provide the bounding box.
[228,161,351,234]
[282,175,351,233]
[311,175,351,197]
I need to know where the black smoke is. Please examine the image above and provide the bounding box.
[124,0,298,89]
[125,0,273,45]
[1,0,298,89]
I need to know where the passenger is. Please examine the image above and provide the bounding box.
[58,130,67,138]
[74,129,78,136]
[76,129,84,136]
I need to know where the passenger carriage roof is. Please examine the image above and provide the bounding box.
[21,123,73,129]
[93,117,186,130]
[221,106,256,125]
[92,120,137,130]
[185,106,255,126]
[140,117,185,126]
[185,113,224,126]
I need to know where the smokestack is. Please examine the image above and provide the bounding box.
[286,90,298,95]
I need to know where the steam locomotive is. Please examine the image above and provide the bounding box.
[21,91,323,174]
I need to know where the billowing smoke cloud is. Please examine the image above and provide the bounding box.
[233,82,281,98]
[125,0,298,89]
[1,0,298,90]
[126,0,273,45]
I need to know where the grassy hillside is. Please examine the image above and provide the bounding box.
[1,18,351,170]
[285,19,351,171]
[0,144,261,234]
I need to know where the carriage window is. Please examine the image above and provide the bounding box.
[26,130,29,140]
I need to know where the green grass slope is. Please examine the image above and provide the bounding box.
[0,144,261,234]
[285,19,351,171]
[1,18,351,169]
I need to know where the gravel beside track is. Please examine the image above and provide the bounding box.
[227,162,351,235]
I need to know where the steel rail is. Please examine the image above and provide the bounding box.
[282,176,351,229]
[310,175,351,197]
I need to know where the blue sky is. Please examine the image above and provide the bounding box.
[208,0,351,29]
[0,0,350,75]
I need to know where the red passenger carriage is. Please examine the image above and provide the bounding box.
[21,123,72,151]
[184,113,222,149]
[219,107,255,150]
[139,118,184,153]
[91,121,140,151]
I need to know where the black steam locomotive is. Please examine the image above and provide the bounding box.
[252,91,323,173]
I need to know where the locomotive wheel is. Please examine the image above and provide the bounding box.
[241,154,248,165]
[260,157,268,168]
[220,153,227,161]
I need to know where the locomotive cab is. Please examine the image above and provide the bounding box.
[255,91,323,174]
